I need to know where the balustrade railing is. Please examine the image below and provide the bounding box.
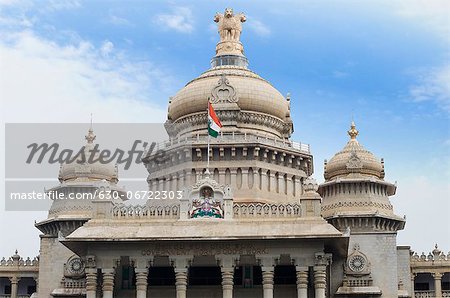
[112,204,180,219]
[233,202,301,218]
[153,132,310,154]
[414,291,435,298]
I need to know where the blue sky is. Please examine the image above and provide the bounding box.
[0,0,449,257]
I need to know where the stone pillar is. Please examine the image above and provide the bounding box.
[175,269,188,298]
[241,169,249,189]
[296,266,308,298]
[261,170,268,191]
[433,272,443,298]
[219,169,226,185]
[86,268,98,298]
[269,172,276,193]
[102,269,115,298]
[178,172,185,190]
[9,276,19,298]
[253,168,259,190]
[313,266,326,298]
[135,269,148,298]
[230,168,237,190]
[287,174,294,197]
[261,267,274,298]
[410,273,416,297]
[221,267,234,298]
[278,173,285,194]
[158,178,164,192]
[294,176,301,197]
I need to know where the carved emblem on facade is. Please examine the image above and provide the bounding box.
[345,244,371,275]
[64,255,85,279]
[210,75,238,104]
[190,186,224,218]
[346,151,363,170]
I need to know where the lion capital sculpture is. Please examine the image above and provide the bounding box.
[214,8,246,43]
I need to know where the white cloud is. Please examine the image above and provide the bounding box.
[409,64,450,114]
[333,70,349,79]
[100,39,114,57]
[394,0,450,43]
[247,17,271,37]
[44,0,80,12]
[0,30,168,123]
[154,6,194,34]
[108,14,131,26]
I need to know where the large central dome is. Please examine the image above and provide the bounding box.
[165,8,293,139]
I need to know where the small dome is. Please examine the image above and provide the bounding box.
[58,128,118,183]
[324,122,384,181]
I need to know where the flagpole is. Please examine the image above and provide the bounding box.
[206,99,210,176]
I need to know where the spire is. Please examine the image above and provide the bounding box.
[348,121,359,140]
[85,114,96,144]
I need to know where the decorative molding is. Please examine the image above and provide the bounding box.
[345,244,371,276]
[233,202,300,218]
[210,75,238,103]
[321,201,393,212]
[142,243,268,256]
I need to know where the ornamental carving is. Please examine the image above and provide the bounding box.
[190,186,223,218]
[345,244,371,276]
[210,75,238,104]
[346,151,363,170]
[141,243,267,256]
[64,255,85,279]
[214,8,246,43]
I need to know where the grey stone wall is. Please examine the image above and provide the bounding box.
[349,233,399,298]
[397,246,412,295]
[37,235,74,298]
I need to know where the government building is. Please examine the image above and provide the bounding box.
[1,8,449,298]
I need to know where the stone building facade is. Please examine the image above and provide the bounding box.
[1,8,449,298]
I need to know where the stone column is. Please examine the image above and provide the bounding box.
[175,269,188,298]
[135,268,148,298]
[278,173,285,194]
[230,168,237,190]
[286,174,294,197]
[86,268,97,298]
[261,267,274,298]
[294,176,301,197]
[158,178,164,192]
[313,266,326,298]
[252,168,259,190]
[269,172,276,193]
[261,170,268,191]
[219,169,226,185]
[410,273,416,297]
[433,272,443,298]
[102,269,115,298]
[221,267,234,298]
[241,169,249,190]
[296,266,308,298]
[178,172,185,190]
[9,276,19,298]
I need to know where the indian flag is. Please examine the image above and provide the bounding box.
[208,102,222,138]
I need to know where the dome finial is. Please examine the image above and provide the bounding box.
[211,8,249,68]
[85,113,96,144]
[348,121,359,140]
